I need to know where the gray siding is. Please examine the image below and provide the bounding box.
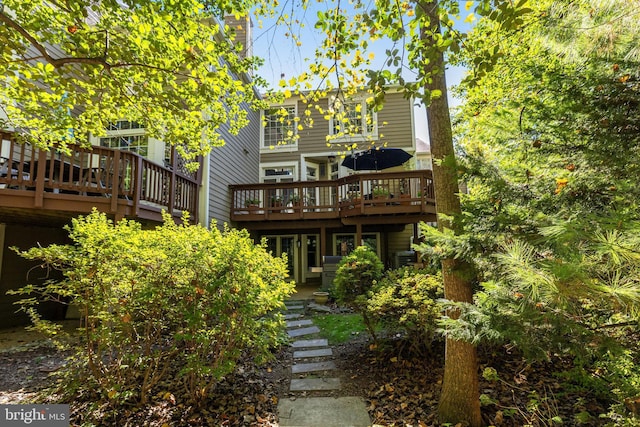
[207,105,261,227]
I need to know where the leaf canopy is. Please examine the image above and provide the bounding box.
[0,0,270,162]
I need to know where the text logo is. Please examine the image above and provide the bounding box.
[1,404,69,426]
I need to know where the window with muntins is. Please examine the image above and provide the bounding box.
[262,106,297,148]
[100,121,148,156]
[329,99,377,140]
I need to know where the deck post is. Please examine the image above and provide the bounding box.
[320,225,326,266]
[34,149,47,208]
[167,147,176,216]
[133,154,143,217]
[110,150,120,213]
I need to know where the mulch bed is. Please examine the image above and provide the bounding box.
[0,330,618,426]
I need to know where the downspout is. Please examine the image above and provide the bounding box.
[198,152,211,227]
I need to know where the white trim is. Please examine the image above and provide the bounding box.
[88,120,170,165]
[260,103,299,151]
[199,153,212,227]
[299,150,350,180]
[328,97,378,143]
[410,96,417,152]
[260,161,298,182]
[301,233,321,283]
[264,234,299,283]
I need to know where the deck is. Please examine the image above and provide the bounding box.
[230,170,437,229]
[0,135,200,225]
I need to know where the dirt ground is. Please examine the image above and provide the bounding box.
[0,321,80,404]
[0,321,615,426]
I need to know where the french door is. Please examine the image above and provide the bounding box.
[265,235,298,282]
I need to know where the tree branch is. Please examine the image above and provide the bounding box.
[47,0,73,13]
[9,53,197,83]
[0,11,57,65]
[591,321,638,330]
[0,12,182,77]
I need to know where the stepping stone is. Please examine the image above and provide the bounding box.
[293,348,333,359]
[307,302,332,312]
[287,326,320,338]
[290,377,341,391]
[290,339,328,348]
[278,396,371,427]
[286,319,313,328]
[292,361,337,374]
[284,300,304,305]
[284,304,304,311]
[283,313,302,320]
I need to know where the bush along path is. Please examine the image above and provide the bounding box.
[277,300,372,427]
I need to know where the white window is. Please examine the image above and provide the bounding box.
[416,155,433,170]
[261,164,297,206]
[100,120,149,157]
[262,166,296,183]
[261,105,298,148]
[329,98,377,141]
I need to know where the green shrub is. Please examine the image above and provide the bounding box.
[11,210,294,407]
[365,267,443,350]
[555,348,640,423]
[332,246,384,339]
[333,245,384,307]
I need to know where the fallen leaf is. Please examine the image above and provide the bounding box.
[163,392,176,405]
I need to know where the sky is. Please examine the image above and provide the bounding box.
[249,1,473,141]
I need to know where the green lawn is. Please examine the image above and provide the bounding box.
[312,313,367,345]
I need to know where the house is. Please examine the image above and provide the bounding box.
[0,15,261,326]
[415,137,433,171]
[228,89,436,288]
[0,116,260,327]
[0,8,437,324]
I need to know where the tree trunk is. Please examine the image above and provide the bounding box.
[420,1,482,426]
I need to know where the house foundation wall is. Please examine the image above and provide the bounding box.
[0,224,69,327]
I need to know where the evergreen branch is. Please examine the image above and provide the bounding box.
[553,7,640,31]
[591,321,638,330]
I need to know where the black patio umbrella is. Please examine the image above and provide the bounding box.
[341,148,412,171]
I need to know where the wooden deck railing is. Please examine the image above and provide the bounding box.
[0,134,200,222]
[230,170,436,222]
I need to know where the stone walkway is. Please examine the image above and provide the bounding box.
[277,300,371,427]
